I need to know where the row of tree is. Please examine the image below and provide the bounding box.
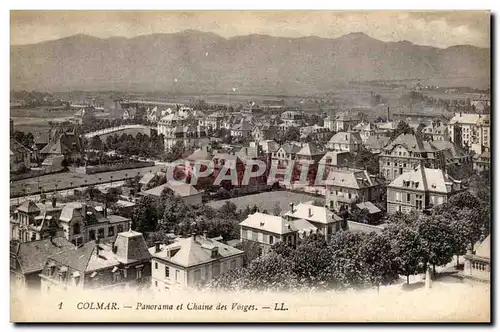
[88,132,165,159]
[206,190,489,292]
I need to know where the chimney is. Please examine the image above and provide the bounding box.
[203,231,207,238]
[308,207,312,218]
[289,203,294,213]
[155,241,161,253]
[51,196,57,208]
[387,106,390,122]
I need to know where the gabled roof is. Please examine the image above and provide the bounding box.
[39,131,82,155]
[388,166,463,194]
[384,133,439,154]
[12,237,75,274]
[240,212,298,235]
[10,139,31,155]
[296,142,324,156]
[279,142,302,154]
[141,182,199,198]
[113,230,151,264]
[17,200,40,214]
[324,169,383,189]
[231,120,253,131]
[431,140,469,159]
[355,201,382,214]
[150,236,244,268]
[328,132,362,145]
[284,203,342,225]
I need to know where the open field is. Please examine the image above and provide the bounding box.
[10,165,166,197]
[207,190,324,213]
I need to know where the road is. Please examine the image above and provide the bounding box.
[10,164,169,198]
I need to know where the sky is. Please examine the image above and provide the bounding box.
[10,10,490,48]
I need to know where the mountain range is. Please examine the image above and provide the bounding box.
[10,30,490,94]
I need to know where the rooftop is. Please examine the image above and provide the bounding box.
[240,212,298,235]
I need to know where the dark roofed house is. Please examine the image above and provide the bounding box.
[39,128,83,163]
[10,138,31,173]
[10,237,75,290]
[39,231,151,292]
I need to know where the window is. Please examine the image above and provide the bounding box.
[136,268,143,279]
[416,195,423,210]
[213,263,221,277]
[97,228,104,239]
[89,230,96,241]
[230,260,237,270]
[155,281,158,287]
[155,262,158,270]
[165,266,170,278]
[108,226,114,237]
[407,194,411,203]
[175,270,180,283]
[269,236,274,245]
[73,223,81,235]
[117,225,124,233]
[194,269,201,282]
[348,193,352,199]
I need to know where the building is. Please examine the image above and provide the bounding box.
[422,122,449,142]
[272,142,302,167]
[323,115,336,131]
[252,124,275,142]
[351,122,382,143]
[379,134,446,181]
[470,94,491,113]
[333,110,362,132]
[72,108,96,125]
[448,113,490,154]
[10,139,31,173]
[10,237,75,290]
[432,140,473,167]
[140,182,202,206]
[463,234,490,282]
[284,202,343,241]
[325,169,385,211]
[39,127,83,163]
[318,151,353,172]
[280,111,304,129]
[386,166,466,215]
[300,125,330,140]
[10,200,64,243]
[149,235,244,290]
[326,132,362,152]
[146,107,160,123]
[157,113,209,151]
[230,119,253,138]
[295,142,325,164]
[57,202,131,246]
[39,231,151,292]
[200,111,225,131]
[473,151,491,173]
[240,212,299,254]
[364,135,390,155]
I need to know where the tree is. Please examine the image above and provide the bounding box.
[272,202,282,216]
[132,195,160,233]
[383,218,425,284]
[390,121,414,141]
[327,231,366,289]
[283,127,300,143]
[359,233,399,292]
[235,240,262,266]
[416,214,455,276]
[166,141,184,162]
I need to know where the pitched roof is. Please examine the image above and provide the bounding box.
[12,237,75,274]
[324,169,383,189]
[347,220,385,234]
[260,140,280,153]
[388,166,463,194]
[231,120,253,131]
[279,142,302,154]
[187,147,213,161]
[296,142,324,156]
[139,172,156,185]
[240,212,298,235]
[141,182,199,198]
[328,132,362,145]
[284,203,342,225]
[449,113,488,125]
[39,132,82,155]
[47,241,97,272]
[17,200,40,214]
[150,236,244,268]
[431,140,470,159]
[10,139,31,155]
[384,133,440,154]
[113,230,151,264]
[475,235,490,259]
[355,201,382,214]
[319,151,352,166]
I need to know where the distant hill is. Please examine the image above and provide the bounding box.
[10,30,491,94]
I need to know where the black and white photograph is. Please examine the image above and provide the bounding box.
[9,10,491,322]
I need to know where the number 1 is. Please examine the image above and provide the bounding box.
[58,302,63,309]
